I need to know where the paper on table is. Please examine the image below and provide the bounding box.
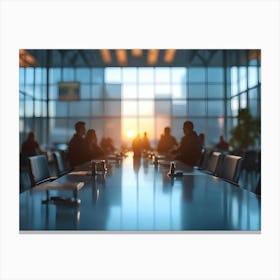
[34,181,85,191]
[68,171,89,175]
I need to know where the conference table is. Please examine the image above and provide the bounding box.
[20,152,261,231]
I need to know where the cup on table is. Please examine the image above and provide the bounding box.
[96,160,107,173]
[91,160,96,176]
[152,154,158,165]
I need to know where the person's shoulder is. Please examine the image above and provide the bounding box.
[190,131,199,139]
[33,140,39,147]
[181,135,187,142]
[69,134,81,144]
[192,130,198,136]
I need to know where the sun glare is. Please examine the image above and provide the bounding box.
[126,130,135,139]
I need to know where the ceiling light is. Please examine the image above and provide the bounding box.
[131,49,142,57]
[164,49,176,63]
[100,49,112,64]
[116,49,128,66]
[19,49,36,67]
[248,50,261,61]
[147,49,159,65]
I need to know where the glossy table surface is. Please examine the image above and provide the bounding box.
[20,153,261,231]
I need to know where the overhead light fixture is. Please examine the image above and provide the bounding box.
[116,49,128,66]
[147,49,159,65]
[248,50,261,61]
[100,49,112,64]
[164,49,176,63]
[19,49,36,67]
[131,49,142,57]
[241,50,261,65]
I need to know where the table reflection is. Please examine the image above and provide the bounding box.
[20,153,261,231]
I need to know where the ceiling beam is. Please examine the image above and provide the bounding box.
[69,50,80,66]
[196,52,207,65]
[188,50,198,65]
[206,50,217,65]
[78,50,90,67]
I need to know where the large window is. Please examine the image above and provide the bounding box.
[19,51,261,149]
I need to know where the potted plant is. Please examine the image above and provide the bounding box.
[229,108,261,150]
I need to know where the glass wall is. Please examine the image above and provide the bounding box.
[19,67,48,147]
[19,57,261,150]
[228,57,261,142]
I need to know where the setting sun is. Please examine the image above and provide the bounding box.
[125,130,135,139]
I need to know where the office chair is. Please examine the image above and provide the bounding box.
[53,151,71,177]
[27,154,83,205]
[197,148,212,170]
[218,155,243,185]
[205,152,223,176]
[242,150,258,173]
[255,176,261,196]
[27,155,57,186]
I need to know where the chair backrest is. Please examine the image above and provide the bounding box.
[255,176,261,195]
[53,151,66,176]
[219,155,243,184]
[242,150,257,172]
[27,155,51,186]
[205,152,222,175]
[198,148,212,170]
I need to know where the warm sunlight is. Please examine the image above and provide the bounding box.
[122,117,155,143]
[126,130,135,139]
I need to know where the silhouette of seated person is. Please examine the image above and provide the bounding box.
[68,121,87,167]
[84,129,105,160]
[21,131,44,164]
[173,121,202,166]
[215,135,229,151]
[157,127,178,153]
[132,133,142,157]
[100,137,116,155]
[141,132,152,151]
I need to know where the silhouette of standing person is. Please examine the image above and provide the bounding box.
[132,133,142,157]
[141,132,152,151]
[174,121,202,166]
[157,127,178,153]
[68,121,87,167]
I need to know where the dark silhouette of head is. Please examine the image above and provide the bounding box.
[75,121,86,136]
[27,131,36,141]
[183,121,194,135]
[86,129,97,143]
[164,127,171,135]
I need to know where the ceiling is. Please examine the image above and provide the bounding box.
[20,49,260,68]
